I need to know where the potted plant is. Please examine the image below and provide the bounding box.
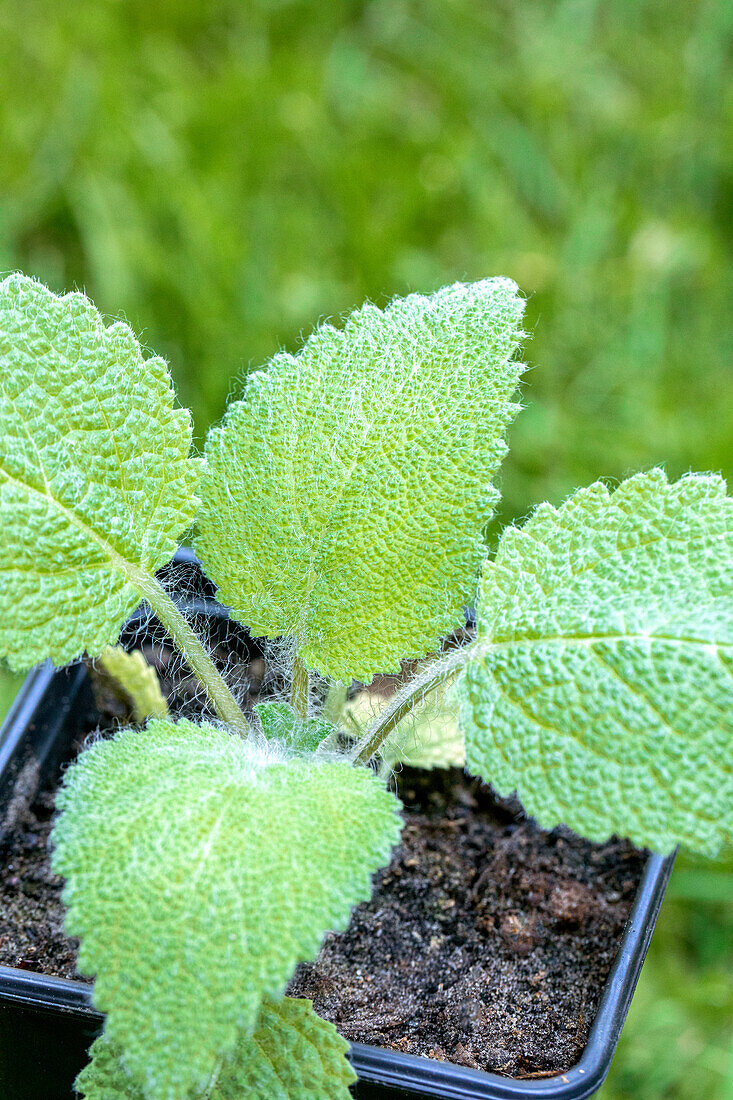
[0,273,729,1099]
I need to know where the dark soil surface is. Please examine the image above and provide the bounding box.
[0,625,646,1080]
[288,768,645,1078]
[0,782,81,980]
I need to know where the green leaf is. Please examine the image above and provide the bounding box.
[196,279,525,682]
[98,647,170,723]
[345,684,465,771]
[51,719,400,1100]
[0,274,199,670]
[76,997,355,1100]
[254,701,336,752]
[383,689,465,771]
[459,470,733,856]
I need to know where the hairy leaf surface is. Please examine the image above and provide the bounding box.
[99,647,169,722]
[0,274,199,670]
[459,470,733,855]
[197,279,525,681]
[254,701,336,752]
[76,997,355,1100]
[51,719,400,1100]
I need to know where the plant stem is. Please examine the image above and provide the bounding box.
[128,565,249,735]
[349,642,482,765]
[290,652,310,718]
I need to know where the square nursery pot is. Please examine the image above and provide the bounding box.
[0,553,675,1100]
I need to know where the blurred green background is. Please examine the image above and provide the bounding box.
[0,1,731,1095]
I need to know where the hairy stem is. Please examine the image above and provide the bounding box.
[350,641,484,765]
[129,565,249,735]
[291,653,310,718]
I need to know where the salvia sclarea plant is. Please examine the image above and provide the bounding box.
[0,273,731,1100]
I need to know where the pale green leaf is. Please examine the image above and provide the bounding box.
[459,470,733,856]
[98,647,169,722]
[51,718,400,1100]
[0,274,199,670]
[345,684,464,771]
[196,279,525,681]
[254,701,335,752]
[76,997,355,1100]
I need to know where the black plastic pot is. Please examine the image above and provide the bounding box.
[0,560,675,1100]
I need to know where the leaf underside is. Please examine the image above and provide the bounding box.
[76,996,356,1100]
[196,278,525,682]
[51,719,400,1100]
[0,274,199,670]
[459,470,733,856]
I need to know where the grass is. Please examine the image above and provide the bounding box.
[0,2,730,1094]
[602,852,733,1099]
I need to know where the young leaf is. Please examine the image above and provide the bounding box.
[0,274,199,670]
[51,719,400,1100]
[197,279,525,682]
[459,470,733,856]
[76,997,355,1100]
[98,647,170,722]
[254,701,336,752]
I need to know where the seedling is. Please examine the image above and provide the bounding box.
[0,273,730,1099]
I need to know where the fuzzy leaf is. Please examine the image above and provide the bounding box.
[345,684,465,771]
[98,647,169,722]
[197,279,525,681]
[254,701,336,752]
[51,719,400,1100]
[76,997,355,1100]
[0,274,199,670]
[459,470,733,856]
